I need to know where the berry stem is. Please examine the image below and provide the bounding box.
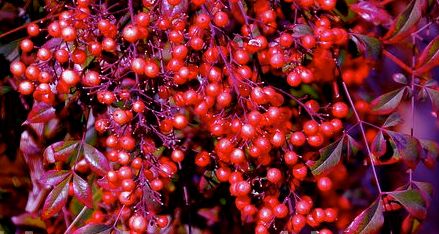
[341,81,383,194]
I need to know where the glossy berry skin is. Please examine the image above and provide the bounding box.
[332,102,349,118]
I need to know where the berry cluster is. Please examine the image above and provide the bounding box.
[8,0,438,233]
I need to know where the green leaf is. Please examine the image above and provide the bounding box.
[345,198,384,234]
[309,136,344,176]
[386,131,421,168]
[387,189,427,219]
[350,33,381,58]
[72,224,113,234]
[371,88,406,115]
[383,112,403,128]
[83,144,110,176]
[42,175,71,219]
[416,35,439,73]
[384,0,426,43]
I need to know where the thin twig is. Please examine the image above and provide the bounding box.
[341,81,383,194]
[65,206,88,234]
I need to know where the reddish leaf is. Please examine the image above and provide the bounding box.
[309,136,344,176]
[371,131,387,157]
[72,173,93,208]
[43,141,80,163]
[25,102,56,124]
[383,0,426,43]
[350,1,391,25]
[40,170,71,186]
[83,143,110,176]
[416,35,439,74]
[425,87,439,111]
[72,224,113,234]
[42,175,71,219]
[387,189,427,220]
[199,170,220,192]
[345,198,384,234]
[371,88,406,115]
[387,131,421,168]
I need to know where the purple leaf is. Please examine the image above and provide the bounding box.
[387,131,422,168]
[43,141,80,163]
[25,102,56,124]
[42,175,71,219]
[425,87,439,111]
[371,131,387,158]
[72,224,113,234]
[40,170,71,186]
[350,33,381,58]
[309,136,344,176]
[419,139,439,160]
[371,88,406,115]
[346,134,361,157]
[350,1,391,25]
[72,173,93,208]
[412,181,433,207]
[290,24,313,38]
[383,0,427,43]
[387,189,427,220]
[416,35,439,73]
[345,198,384,234]
[383,113,403,128]
[83,143,110,176]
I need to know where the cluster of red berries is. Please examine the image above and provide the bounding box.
[9,0,382,233]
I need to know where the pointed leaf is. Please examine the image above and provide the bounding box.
[309,136,344,176]
[44,141,80,163]
[419,139,439,160]
[25,102,56,124]
[42,175,71,219]
[415,35,439,74]
[387,189,427,219]
[350,1,391,25]
[425,87,439,111]
[290,24,313,38]
[350,33,381,58]
[383,113,403,128]
[371,131,387,157]
[73,173,93,208]
[83,144,110,176]
[412,181,433,207]
[40,170,71,186]
[345,198,384,234]
[346,134,361,156]
[387,131,421,168]
[371,88,406,115]
[384,0,426,43]
[72,224,113,234]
